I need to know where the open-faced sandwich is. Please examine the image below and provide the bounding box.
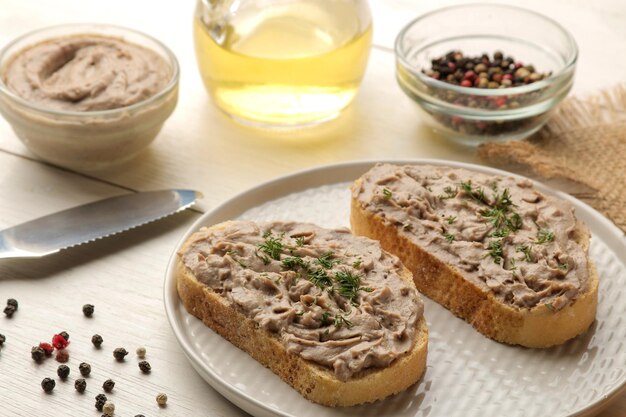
[176,220,428,406]
[351,163,598,348]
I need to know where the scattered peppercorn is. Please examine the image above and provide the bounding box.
[83,304,95,317]
[113,347,128,361]
[0,333,5,346]
[56,349,69,363]
[138,360,151,374]
[136,346,146,358]
[3,305,16,317]
[38,342,54,356]
[156,392,168,406]
[95,394,108,411]
[59,331,70,341]
[6,299,18,309]
[79,362,92,377]
[135,415,145,417]
[31,346,45,362]
[57,365,70,379]
[102,401,115,415]
[92,334,103,348]
[41,377,55,393]
[75,378,87,393]
[52,333,70,350]
[103,379,115,392]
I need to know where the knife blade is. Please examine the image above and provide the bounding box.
[0,189,201,259]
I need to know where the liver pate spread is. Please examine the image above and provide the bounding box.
[180,220,423,381]
[353,164,590,311]
[3,34,171,111]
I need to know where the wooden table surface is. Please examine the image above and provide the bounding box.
[0,0,624,416]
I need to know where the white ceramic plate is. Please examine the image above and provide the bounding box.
[164,160,626,417]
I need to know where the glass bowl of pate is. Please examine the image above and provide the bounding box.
[0,24,179,170]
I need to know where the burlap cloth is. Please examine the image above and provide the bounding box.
[478,85,626,234]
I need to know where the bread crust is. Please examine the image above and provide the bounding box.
[176,221,428,407]
[350,179,598,348]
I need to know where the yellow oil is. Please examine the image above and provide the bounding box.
[193,1,372,127]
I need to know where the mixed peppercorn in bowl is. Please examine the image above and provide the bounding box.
[395,4,578,145]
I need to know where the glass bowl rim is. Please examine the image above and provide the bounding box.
[394,3,579,97]
[0,23,180,118]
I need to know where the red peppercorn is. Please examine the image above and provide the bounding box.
[447,62,456,70]
[514,62,523,69]
[463,70,476,80]
[52,334,70,350]
[460,80,473,87]
[495,97,507,107]
[451,116,464,125]
[492,73,503,83]
[502,74,513,81]
[39,342,54,356]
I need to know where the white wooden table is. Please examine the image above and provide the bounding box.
[0,1,624,416]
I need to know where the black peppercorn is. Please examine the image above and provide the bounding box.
[113,347,128,361]
[59,331,70,341]
[95,393,108,411]
[92,334,103,348]
[6,298,18,309]
[31,346,45,362]
[0,333,5,346]
[3,305,16,317]
[57,364,70,379]
[75,378,87,393]
[138,360,151,374]
[79,362,92,376]
[83,304,95,317]
[135,415,146,417]
[102,378,115,392]
[41,377,55,393]
[56,349,69,363]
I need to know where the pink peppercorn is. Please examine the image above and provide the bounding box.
[463,70,476,80]
[460,80,473,87]
[52,334,70,350]
[502,73,513,81]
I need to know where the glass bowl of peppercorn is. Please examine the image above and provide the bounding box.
[395,4,578,146]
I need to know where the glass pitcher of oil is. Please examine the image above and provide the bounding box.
[194,0,372,128]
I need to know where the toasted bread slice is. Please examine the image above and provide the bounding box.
[350,164,598,348]
[176,220,428,406]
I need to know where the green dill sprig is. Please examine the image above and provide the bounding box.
[335,270,372,304]
[352,258,362,269]
[439,186,458,200]
[320,311,332,326]
[445,215,457,224]
[295,236,305,247]
[486,239,504,264]
[281,255,308,270]
[460,180,488,205]
[257,232,284,261]
[307,268,333,288]
[333,314,353,329]
[315,252,339,269]
[443,232,455,243]
[516,244,534,262]
[226,250,248,268]
[535,228,555,244]
[382,188,393,199]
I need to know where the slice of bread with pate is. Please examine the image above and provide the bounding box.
[351,163,598,348]
[176,220,428,406]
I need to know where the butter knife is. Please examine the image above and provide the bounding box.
[0,189,201,259]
